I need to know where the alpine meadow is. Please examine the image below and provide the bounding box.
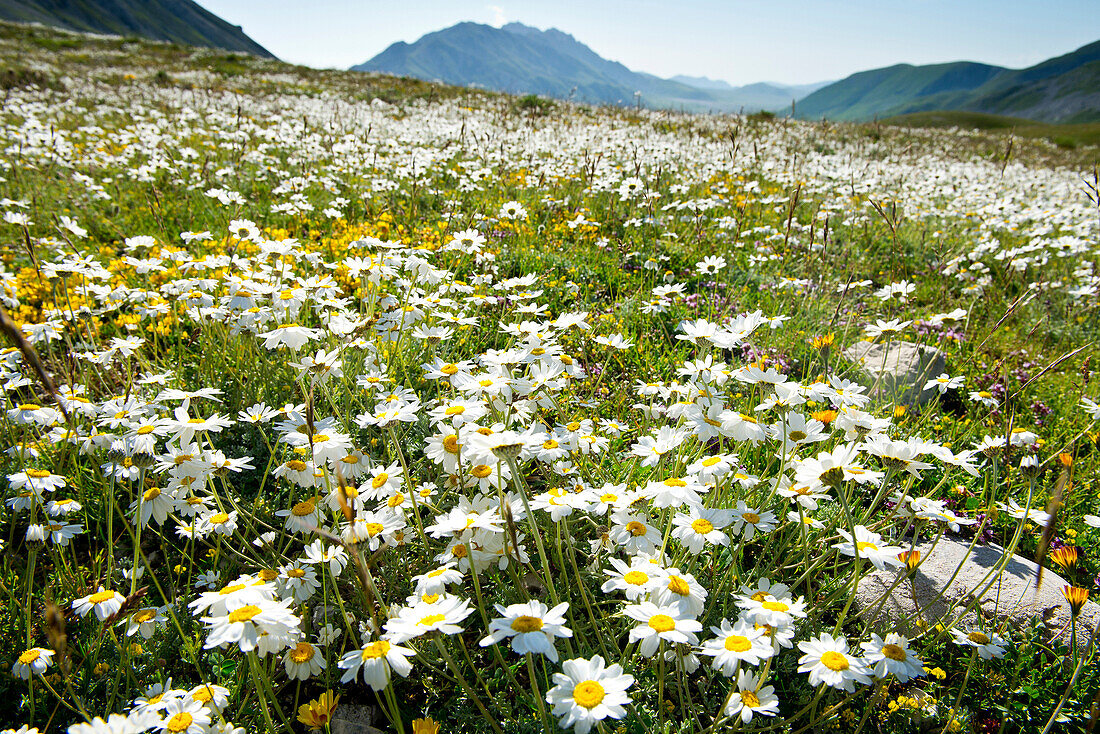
[3,17,1100,734]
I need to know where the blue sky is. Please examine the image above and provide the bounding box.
[199,1,1100,85]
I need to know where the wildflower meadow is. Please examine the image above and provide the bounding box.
[1,21,1100,734]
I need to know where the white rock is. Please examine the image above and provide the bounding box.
[331,704,384,734]
[855,538,1099,650]
[842,340,945,406]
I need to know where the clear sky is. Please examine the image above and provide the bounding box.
[199,0,1100,86]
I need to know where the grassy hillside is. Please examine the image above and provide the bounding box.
[0,0,272,57]
[881,110,1100,148]
[0,20,1099,734]
[796,62,1005,120]
[797,39,1100,124]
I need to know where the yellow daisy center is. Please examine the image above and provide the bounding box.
[166,712,193,733]
[290,642,315,663]
[362,640,391,659]
[648,614,675,633]
[510,615,544,633]
[725,635,752,652]
[882,644,907,661]
[691,518,714,534]
[820,650,849,671]
[573,680,606,709]
[228,605,261,623]
[191,686,214,703]
[667,576,690,596]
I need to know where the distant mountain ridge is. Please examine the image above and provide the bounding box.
[797,40,1100,123]
[0,0,273,57]
[354,22,819,113]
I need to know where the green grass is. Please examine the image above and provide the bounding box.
[0,19,1097,734]
[882,110,1100,148]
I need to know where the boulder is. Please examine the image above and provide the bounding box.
[842,340,945,407]
[331,703,384,734]
[854,538,1100,650]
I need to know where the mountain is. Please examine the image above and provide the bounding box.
[673,76,833,110]
[0,0,273,57]
[797,40,1100,123]
[670,75,734,91]
[354,22,812,113]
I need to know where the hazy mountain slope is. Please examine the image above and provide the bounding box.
[355,22,807,112]
[797,40,1100,123]
[797,62,1005,120]
[0,0,273,57]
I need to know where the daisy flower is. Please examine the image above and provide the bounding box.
[860,633,925,682]
[122,607,167,639]
[200,598,300,654]
[668,508,730,554]
[996,499,1051,528]
[70,712,161,734]
[479,601,573,662]
[284,641,326,681]
[545,655,634,734]
[600,558,661,601]
[72,587,126,621]
[383,595,473,642]
[797,633,872,692]
[728,502,775,541]
[337,639,415,690]
[623,602,702,657]
[12,647,53,679]
[302,540,348,577]
[158,697,211,734]
[699,619,773,674]
[411,563,464,595]
[187,683,230,713]
[833,526,904,571]
[650,569,708,617]
[724,669,780,723]
[951,628,1007,659]
[608,511,661,555]
[741,594,807,628]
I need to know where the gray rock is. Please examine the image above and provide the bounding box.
[855,538,1100,650]
[842,340,945,407]
[331,703,383,734]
